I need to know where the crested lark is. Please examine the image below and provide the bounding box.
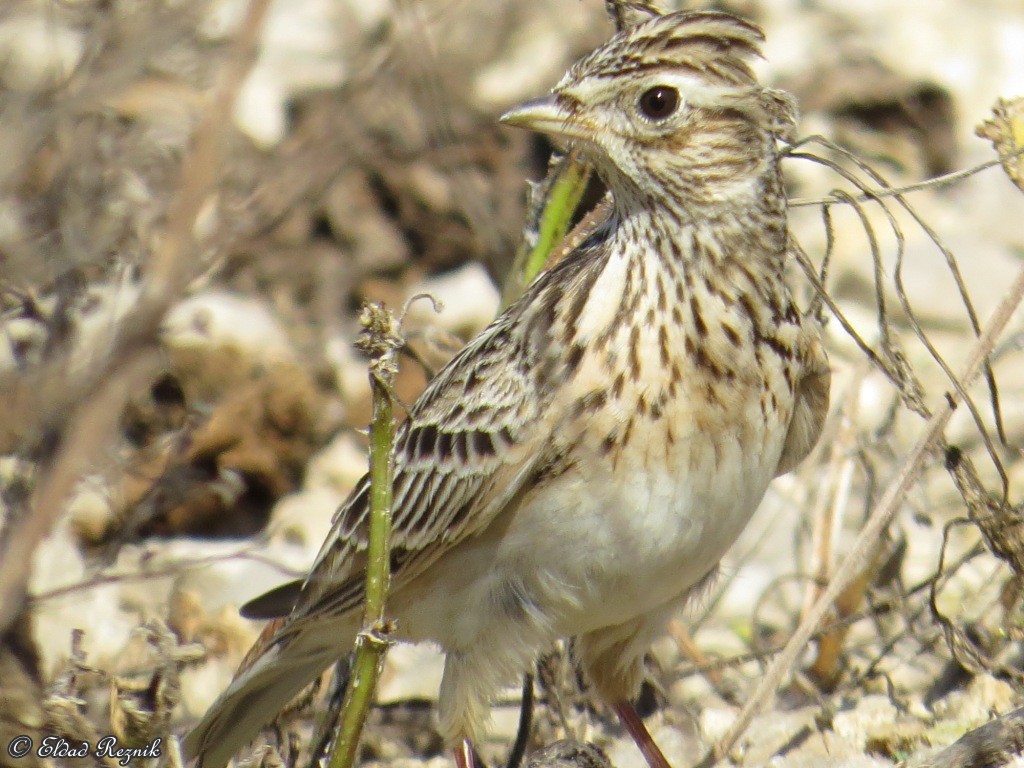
[184,10,830,768]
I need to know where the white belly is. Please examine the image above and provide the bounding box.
[393,371,793,653]
[507,421,782,635]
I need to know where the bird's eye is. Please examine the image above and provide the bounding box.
[638,86,680,121]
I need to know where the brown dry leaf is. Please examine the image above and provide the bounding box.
[85,361,337,544]
[154,362,334,537]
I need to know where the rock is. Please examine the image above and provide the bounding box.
[163,290,295,404]
[270,486,346,554]
[607,722,698,768]
[29,522,136,674]
[0,13,84,92]
[202,0,352,147]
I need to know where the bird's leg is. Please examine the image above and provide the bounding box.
[613,701,673,768]
[455,738,478,768]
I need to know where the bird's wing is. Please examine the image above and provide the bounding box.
[239,243,611,625]
[775,323,830,476]
[188,304,552,763]
[245,258,586,621]
[324,331,540,610]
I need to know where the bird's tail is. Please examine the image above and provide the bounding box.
[181,622,343,768]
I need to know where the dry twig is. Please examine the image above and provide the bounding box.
[704,261,1024,765]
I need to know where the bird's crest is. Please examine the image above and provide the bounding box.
[569,11,765,90]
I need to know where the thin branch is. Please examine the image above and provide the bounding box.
[29,549,303,604]
[786,157,1003,207]
[0,351,160,630]
[326,302,402,768]
[791,137,1010,470]
[922,704,1024,767]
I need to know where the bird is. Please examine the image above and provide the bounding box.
[182,9,830,768]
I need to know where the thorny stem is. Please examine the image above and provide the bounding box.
[327,303,402,768]
[359,304,401,623]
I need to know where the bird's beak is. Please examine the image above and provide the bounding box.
[500,96,589,141]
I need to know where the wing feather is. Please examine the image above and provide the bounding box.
[294,309,546,614]
[775,325,830,476]
[245,246,604,621]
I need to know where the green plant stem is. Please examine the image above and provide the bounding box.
[364,373,395,621]
[327,305,399,768]
[502,150,592,307]
[523,157,590,284]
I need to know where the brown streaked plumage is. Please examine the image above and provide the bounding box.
[184,10,829,768]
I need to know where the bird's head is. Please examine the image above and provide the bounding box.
[501,11,794,213]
